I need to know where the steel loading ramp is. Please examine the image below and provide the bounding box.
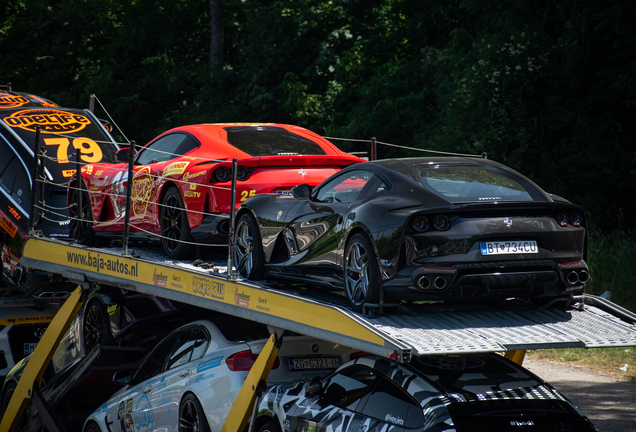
[20,237,636,361]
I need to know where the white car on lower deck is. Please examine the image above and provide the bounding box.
[82,314,359,432]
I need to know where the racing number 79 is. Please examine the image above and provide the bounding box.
[44,137,103,164]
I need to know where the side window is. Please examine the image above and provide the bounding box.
[322,365,378,411]
[359,376,424,428]
[314,170,375,203]
[166,327,210,370]
[136,133,199,165]
[0,136,14,175]
[133,333,178,384]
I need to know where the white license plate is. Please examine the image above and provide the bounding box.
[288,357,341,371]
[481,240,538,255]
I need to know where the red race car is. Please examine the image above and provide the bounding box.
[68,123,362,259]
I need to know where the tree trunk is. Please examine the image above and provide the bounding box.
[210,0,223,67]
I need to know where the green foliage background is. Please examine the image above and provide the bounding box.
[2,0,635,232]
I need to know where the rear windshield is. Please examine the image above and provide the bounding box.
[225,126,327,156]
[416,164,533,202]
[410,354,541,396]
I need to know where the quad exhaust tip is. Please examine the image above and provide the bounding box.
[567,270,590,285]
[417,276,447,290]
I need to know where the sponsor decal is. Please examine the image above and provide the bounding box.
[0,93,30,109]
[191,276,225,299]
[170,274,183,289]
[163,161,190,177]
[189,183,197,190]
[133,395,154,432]
[7,205,21,220]
[384,414,404,425]
[107,304,117,315]
[95,170,104,177]
[28,94,58,108]
[197,356,224,372]
[510,420,535,426]
[277,211,282,221]
[234,287,250,308]
[131,167,153,218]
[257,296,270,312]
[3,109,91,134]
[184,191,201,198]
[0,209,18,237]
[152,267,168,287]
[194,373,216,384]
[62,169,76,177]
[0,315,55,326]
[183,170,208,182]
[82,165,94,175]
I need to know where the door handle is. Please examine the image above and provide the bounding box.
[142,387,152,394]
[179,370,191,377]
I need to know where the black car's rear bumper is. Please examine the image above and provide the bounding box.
[383,259,589,301]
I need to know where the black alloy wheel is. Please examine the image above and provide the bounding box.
[83,300,114,352]
[1,381,27,430]
[258,421,282,432]
[234,213,264,280]
[160,186,194,259]
[344,232,381,312]
[84,421,102,432]
[179,393,211,432]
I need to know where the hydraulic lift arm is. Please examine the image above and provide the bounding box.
[504,349,526,366]
[221,332,282,432]
[0,286,85,432]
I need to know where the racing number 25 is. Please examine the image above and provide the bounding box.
[240,190,256,202]
[44,137,103,164]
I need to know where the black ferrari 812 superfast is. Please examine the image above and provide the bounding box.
[234,157,589,311]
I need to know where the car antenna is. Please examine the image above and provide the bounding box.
[88,94,132,147]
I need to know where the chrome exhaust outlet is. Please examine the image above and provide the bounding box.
[578,270,590,283]
[418,276,431,290]
[434,276,447,290]
[567,271,579,284]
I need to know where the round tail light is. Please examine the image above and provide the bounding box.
[212,166,232,182]
[412,216,430,232]
[433,215,451,231]
[570,211,582,227]
[556,212,568,227]
[237,165,251,181]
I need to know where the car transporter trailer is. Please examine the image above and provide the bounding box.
[2,236,636,432]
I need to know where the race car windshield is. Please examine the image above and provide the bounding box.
[416,164,533,203]
[225,126,327,156]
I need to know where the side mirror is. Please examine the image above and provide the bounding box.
[292,184,311,200]
[113,369,134,385]
[304,376,323,397]
[116,147,132,163]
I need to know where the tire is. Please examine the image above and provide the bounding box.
[234,213,264,280]
[344,232,381,312]
[1,381,27,430]
[259,420,281,432]
[179,393,211,432]
[83,300,114,353]
[84,420,102,432]
[69,183,98,246]
[160,186,194,260]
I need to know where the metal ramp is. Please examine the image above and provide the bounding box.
[19,237,636,360]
